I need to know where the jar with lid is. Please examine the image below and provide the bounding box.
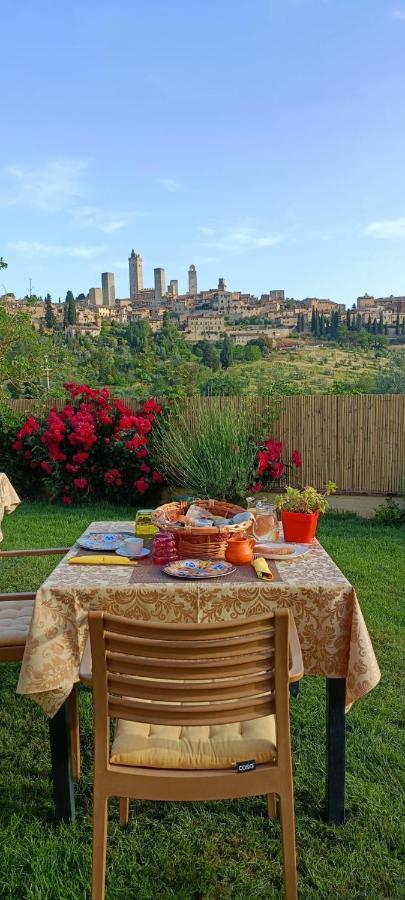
[152,532,178,565]
[252,501,279,542]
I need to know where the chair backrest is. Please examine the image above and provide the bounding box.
[89,609,291,749]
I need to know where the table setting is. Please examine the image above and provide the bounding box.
[17,495,380,826]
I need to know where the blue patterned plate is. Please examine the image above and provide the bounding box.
[163,559,236,579]
[77,532,134,552]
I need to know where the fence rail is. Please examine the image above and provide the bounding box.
[6,394,405,495]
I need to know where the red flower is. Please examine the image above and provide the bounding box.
[73,477,88,490]
[66,464,80,474]
[143,399,162,415]
[292,450,302,468]
[40,461,52,475]
[139,463,151,474]
[23,450,32,460]
[104,468,123,486]
[72,451,89,464]
[249,482,263,493]
[270,462,285,479]
[134,477,149,494]
[257,450,270,476]
[136,448,148,458]
[264,439,283,461]
[62,495,72,505]
[11,439,23,452]
[152,471,164,484]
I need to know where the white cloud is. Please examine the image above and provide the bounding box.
[362,216,405,239]
[3,158,86,211]
[8,240,105,258]
[199,222,284,252]
[156,177,182,192]
[392,10,405,20]
[72,205,145,233]
[199,226,216,236]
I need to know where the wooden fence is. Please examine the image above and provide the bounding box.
[6,394,405,495]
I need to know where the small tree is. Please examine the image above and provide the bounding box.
[0,257,7,270]
[64,290,76,326]
[44,293,55,329]
[395,314,400,336]
[220,334,233,369]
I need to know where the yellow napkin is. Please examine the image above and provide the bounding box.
[251,557,273,580]
[68,555,137,566]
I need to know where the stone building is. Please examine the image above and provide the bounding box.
[154,268,166,303]
[188,264,197,295]
[101,272,115,307]
[129,250,143,299]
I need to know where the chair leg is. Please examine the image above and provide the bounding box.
[119,797,129,826]
[67,685,80,782]
[279,789,298,900]
[267,793,277,819]
[92,792,108,900]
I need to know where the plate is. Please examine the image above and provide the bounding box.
[115,547,151,559]
[163,559,236,579]
[254,543,310,561]
[77,532,134,552]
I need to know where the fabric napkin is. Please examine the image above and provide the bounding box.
[68,555,137,566]
[251,556,273,580]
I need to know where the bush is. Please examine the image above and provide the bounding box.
[0,405,27,492]
[374,498,405,525]
[10,384,165,504]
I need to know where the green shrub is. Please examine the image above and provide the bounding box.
[0,405,27,491]
[374,498,405,525]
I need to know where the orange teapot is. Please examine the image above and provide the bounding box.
[225,535,256,565]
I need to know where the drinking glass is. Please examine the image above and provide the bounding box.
[253,501,279,542]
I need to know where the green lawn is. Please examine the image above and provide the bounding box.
[0,502,404,899]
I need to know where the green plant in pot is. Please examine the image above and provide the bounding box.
[275,482,337,543]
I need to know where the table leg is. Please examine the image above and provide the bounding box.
[326,678,346,825]
[48,699,76,823]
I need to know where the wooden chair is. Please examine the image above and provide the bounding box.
[89,608,304,900]
[0,546,81,782]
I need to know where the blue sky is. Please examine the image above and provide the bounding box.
[1,0,405,303]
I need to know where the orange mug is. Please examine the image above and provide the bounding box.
[225,535,256,565]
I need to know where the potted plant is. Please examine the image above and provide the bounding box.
[275,482,336,543]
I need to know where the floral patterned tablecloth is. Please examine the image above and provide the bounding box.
[0,473,21,542]
[17,522,381,716]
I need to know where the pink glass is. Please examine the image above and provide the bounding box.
[152,532,178,565]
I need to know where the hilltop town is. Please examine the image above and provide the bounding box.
[2,251,405,347]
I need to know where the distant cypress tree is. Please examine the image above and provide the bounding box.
[44,293,55,329]
[64,290,76,326]
[372,318,378,334]
[356,313,362,331]
[220,334,233,369]
[401,318,405,336]
[367,314,372,332]
[378,312,384,334]
[395,313,400,336]
[384,323,388,335]
[311,307,316,334]
[346,309,351,329]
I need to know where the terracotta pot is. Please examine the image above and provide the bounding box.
[281,510,319,543]
[225,535,256,565]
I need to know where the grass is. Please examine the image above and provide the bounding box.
[230,346,393,394]
[0,502,404,899]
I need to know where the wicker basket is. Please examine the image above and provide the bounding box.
[152,499,248,559]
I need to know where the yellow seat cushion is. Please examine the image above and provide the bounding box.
[110,716,276,769]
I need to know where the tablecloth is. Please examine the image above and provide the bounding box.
[17,521,381,716]
[0,472,21,542]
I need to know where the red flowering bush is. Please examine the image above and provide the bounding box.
[249,438,302,493]
[11,384,165,504]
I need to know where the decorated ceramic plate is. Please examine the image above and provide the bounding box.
[77,532,134,552]
[254,542,309,561]
[163,559,236,579]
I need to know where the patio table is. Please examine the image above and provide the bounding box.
[17,520,380,826]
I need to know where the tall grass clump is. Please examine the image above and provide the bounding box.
[151,399,276,503]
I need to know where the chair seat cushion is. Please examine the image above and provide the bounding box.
[110,716,276,769]
[0,598,34,646]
